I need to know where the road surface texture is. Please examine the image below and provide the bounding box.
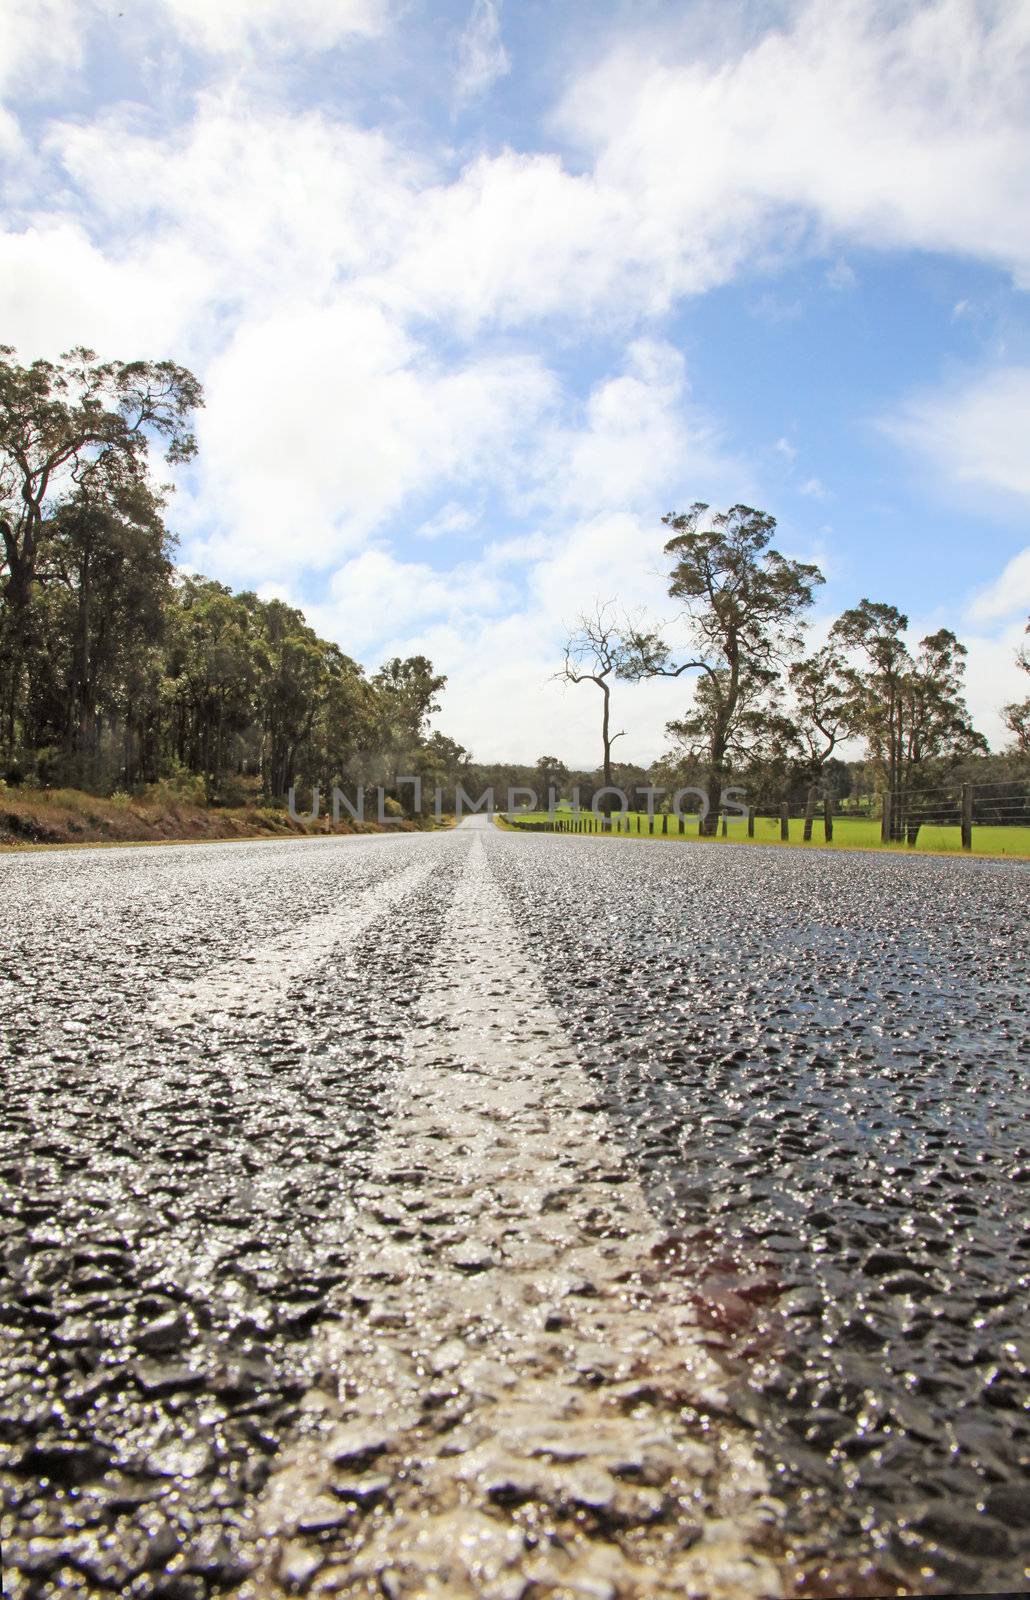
[1,819,1028,1599]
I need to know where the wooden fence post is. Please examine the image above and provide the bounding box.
[780,802,789,841]
[823,796,833,843]
[747,806,755,838]
[662,812,668,834]
[803,783,817,842]
[961,781,973,852]
[881,791,892,845]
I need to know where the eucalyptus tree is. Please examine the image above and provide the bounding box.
[368,655,447,796]
[664,666,797,781]
[45,484,172,783]
[535,754,569,802]
[786,644,857,777]
[259,599,335,800]
[411,731,472,808]
[629,504,823,832]
[830,601,985,832]
[311,646,378,793]
[0,345,201,755]
[164,578,264,790]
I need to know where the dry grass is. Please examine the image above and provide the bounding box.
[0,785,411,851]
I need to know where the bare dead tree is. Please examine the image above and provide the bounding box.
[554,602,632,794]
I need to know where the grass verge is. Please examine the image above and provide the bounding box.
[497,810,1030,860]
[0,786,440,851]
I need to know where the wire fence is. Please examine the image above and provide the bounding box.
[506,810,701,837]
[881,777,1030,847]
[502,775,1030,852]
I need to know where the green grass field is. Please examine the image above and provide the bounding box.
[501,809,1030,858]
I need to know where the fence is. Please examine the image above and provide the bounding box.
[502,775,1030,853]
[505,810,702,836]
[881,777,1030,849]
[505,808,807,839]
[505,804,831,842]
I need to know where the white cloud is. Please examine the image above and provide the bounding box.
[377,0,1030,335]
[291,334,731,764]
[967,546,1030,623]
[0,108,21,159]
[182,297,557,579]
[159,0,389,55]
[825,258,857,290]
[14,0,1030,359]
[426,627,691,769]
[559,0,1030,289]
[48,96,421,315]
[306,548,513,652]
[0,0,389,105]
[958,546,1030,748]
[528,511,681,634]
[371,148,645,332]
[799,476,828,499]
[0,222,207,358]
[884,366,1030,500]
[454,0,511,107]
[960,620,1030,751]
[0,0,84,101]
[284,487,707,767]
[525,339,731,518]
[294,327,743,764]
[415,501,481,541]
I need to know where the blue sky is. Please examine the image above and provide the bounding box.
[2,0,1029,762]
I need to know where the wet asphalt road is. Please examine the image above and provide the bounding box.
[1,824,1028,1598]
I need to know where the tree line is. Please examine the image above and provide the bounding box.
[4,348,1027,823]
[0,345,465,805]
[557,503,1030,836]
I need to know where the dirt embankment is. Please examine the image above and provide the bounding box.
[0,787,422,849]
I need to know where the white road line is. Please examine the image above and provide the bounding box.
[149,856,438,1027]
[251,836,782,1599]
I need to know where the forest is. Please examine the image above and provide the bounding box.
[0,345,468,809]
